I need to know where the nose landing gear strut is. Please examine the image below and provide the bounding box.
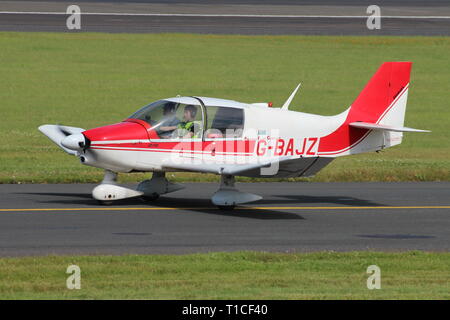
[92,170,184,205]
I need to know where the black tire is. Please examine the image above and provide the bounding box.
[98,200,114,206]
[140,193,160,202]
[217,205,236,211]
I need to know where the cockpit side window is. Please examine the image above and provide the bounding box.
[206,106,244,139]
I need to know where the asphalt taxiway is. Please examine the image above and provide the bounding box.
[0,0,449,35]
[0,182,448,256]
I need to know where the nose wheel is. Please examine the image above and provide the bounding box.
[98,200,115,206]
[92,171,183,205]
[92,170,144,204]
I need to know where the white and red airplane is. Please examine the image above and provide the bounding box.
[39,62,428,209]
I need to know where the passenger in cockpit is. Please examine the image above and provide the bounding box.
[158,102,180,138]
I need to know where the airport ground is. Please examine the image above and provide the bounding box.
[0,33,449,184]
[0,0,448,300]
[1,251,448,299]
[0,182,448,299]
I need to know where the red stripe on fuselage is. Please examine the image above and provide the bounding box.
[90,140,256,155]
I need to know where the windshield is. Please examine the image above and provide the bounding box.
[129,100,203,139]
[129,100,173,124]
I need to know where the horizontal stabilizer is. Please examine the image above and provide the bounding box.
[349,122,430,133]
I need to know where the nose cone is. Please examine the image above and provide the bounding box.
[61,133,86,150]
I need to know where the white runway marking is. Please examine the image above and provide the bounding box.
[0,12,449,19]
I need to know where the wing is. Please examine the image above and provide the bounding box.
[162,155,293,176]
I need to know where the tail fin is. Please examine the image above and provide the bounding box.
[318,62,427,156]
[349,61,411,127]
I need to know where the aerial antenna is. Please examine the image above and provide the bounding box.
[281,83,301,110]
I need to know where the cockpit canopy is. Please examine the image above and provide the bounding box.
[128,99,244,139]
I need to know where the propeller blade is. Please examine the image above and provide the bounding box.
[38,124,86,155]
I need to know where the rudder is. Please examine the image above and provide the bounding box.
[349,61,412,126]
[318,62,412,156]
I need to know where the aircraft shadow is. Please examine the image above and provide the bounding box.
[28,193,303,220]
[31,193,304,220]
[256,195,385,207]
[150,197,305,220]
[21,191,386,220]
[15,192,92,199]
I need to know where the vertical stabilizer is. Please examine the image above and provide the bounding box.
[318,62,413,156]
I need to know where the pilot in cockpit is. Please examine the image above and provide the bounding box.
[157,102,180,138]
[176,105,199,139]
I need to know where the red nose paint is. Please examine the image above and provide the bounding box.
[83,121,150,142]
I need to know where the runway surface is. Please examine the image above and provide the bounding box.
[1,0,449,35]
[0,182,449,256]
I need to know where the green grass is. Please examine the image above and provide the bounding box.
[0,32,449,183]
[0,251,448,299]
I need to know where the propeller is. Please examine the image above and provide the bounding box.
[38,124,87,155]
[57,126,72,137]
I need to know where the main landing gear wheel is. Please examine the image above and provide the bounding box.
[137,172,184,202]
[217,205,236,211]
[211,175,261,210]
[140,193,160,202]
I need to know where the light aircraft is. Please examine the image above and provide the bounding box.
[39,62,428,209]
